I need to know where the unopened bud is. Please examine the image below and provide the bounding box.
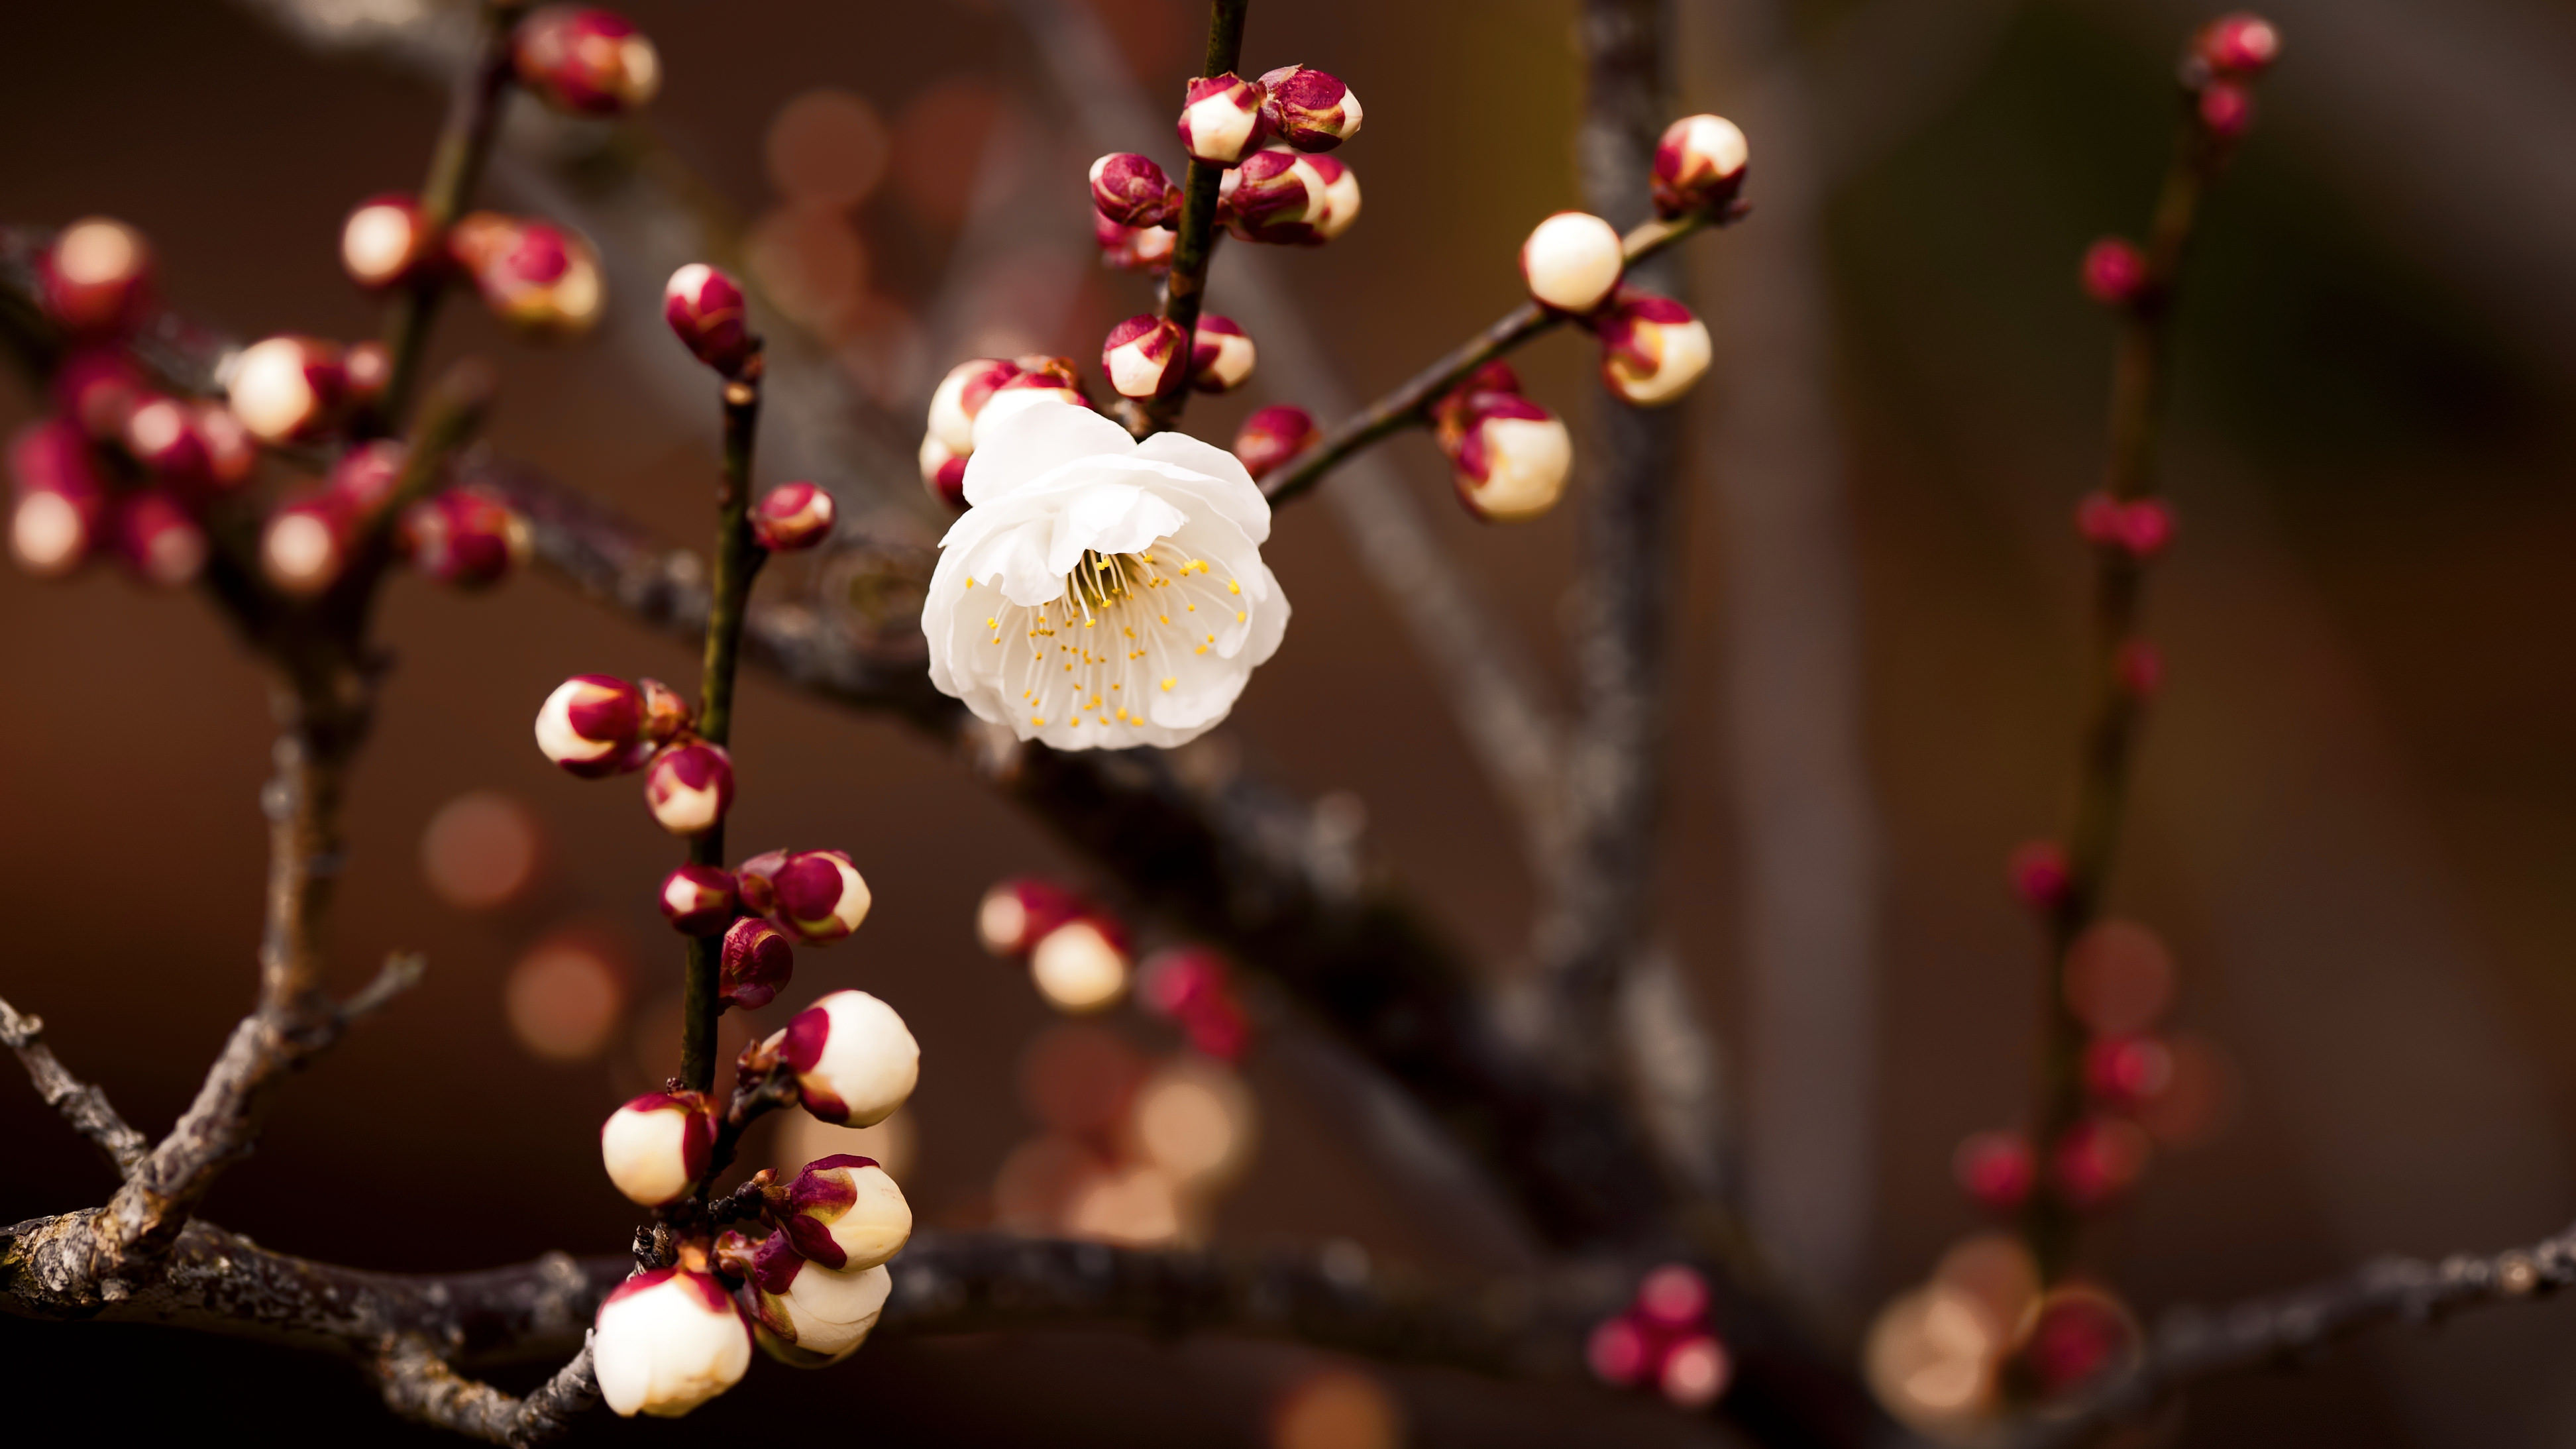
[721,916,795,1010]
[1521,211,1625,314]
[2197,80,2255,141]
[1189,315,1256,393]
[638,676,692,743]
[772,1154,912,1270]
[1095,213,1177,272]
[751,480,835,552]
[1232,404,1317,482]
[53,349,144,441]
[1595,288,1711,407]
[2084,1034,2176,1110]
[592,1267,752,1419]
[1029,917,1131,1014]
[1587,1316,1652,1387]
[1635,1263,1712,1328]
[1660,1334,1733,1409]
[1089,153,1181,229]
[1954,1128,2037,1211]
[401,486,530,588]
[1305,154,1362,241]
[744,1235,892,1368]
[2008,839,2072,911]
[2080,237,2149,307]
[535,674,649,777]
[227,335,348,445]
[1221,147,1332,244]
[1177,73,1266,164]
[345,341,392,408]
[453,213,604,338]
[1137,949,1249,1061]
[9,422,107,578]
[1257,65,1362,151]
[113,492,207,589]
[765,849,872,945]
[2075,493,2174,559]
[644,741,734,836]
[600,1089,716,1206]
[659,863,737,935]
[513,5,662,116]
[927,358,1022,456]
[340,194,437,291]
[193,402,257,488]
[973,362,1089,447]
[1102,315,1189,399]
[1450,394,1572,523]
[2051,1116,2151,1208]
[42,218,153,336]
[121,396,213,490]
[323,439,409,523]
[975,877,1086,957]
[1651,114,1750,217]
[662,263,754,376]
[920,434,969,511]
[2194,13,2281,78]
[783,990,920,1127]
[259,499,350,598]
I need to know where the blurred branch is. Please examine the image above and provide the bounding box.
[0,995,150,1178]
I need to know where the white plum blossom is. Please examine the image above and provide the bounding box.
[921,401,1289,751]
[592,1268,753,1417]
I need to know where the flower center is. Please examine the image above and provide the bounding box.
[975,544,1249,734]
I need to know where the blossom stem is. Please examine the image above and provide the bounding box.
[1260,208,1741,505]
[1124,0,1251,437]
[680,364,769,1095]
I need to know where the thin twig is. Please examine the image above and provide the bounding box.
[0,995,149,1177]
[376,1337,600,1448]
[1119,0,1251,437]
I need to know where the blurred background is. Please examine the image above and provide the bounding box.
[5,0,2576,1444]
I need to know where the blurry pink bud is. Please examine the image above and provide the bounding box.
[771,1154,913,1271]
[41,219,153,336]
[1954,1128,2036,1211]
[52,349,144,441]
[1256,65,1362,151]
[919,434,969,511]
[592,1267,751,1419]
[8,422,107,579]
[2008,839,2072,911]
[193,403,257,488]
[2080,237,2149,307]
[2194,13,2281,78]
[401,487,530,588]
[638,676,693,743]
[783,990,920,1128]
[1651,113,1750,218]
[513,5,662,116]
[535,674,649,777]
[344,341,392,409]
[453,213,605,338]
[599,1089,715,1206]
[1658,1334,1733,1409]
[975,877,1086,957]
[926,357,1022,455]
[1521,211,1626,313]
[121,396,213,490]
[721,916,795,1010]
[1089,152,1181,229]
[2013,1287,2139,1401]
[1189,315,1256,393]
[1595,288,1711,407]
[112,492,208,590]
[1137,947,1227,1020]
[1587,1315,1652,1387]
[1450,394,1572,523]
[2076,493,2174,559]
[659,863,738,935]
[1232,404,1317,482]
[2197,80,2256,141]
[227,335,349,445]
[2084,1034,2176,1110]
[663,264,755,376]
[1095,213,1177,272]
[2051,1116,2151,1208]
[2114,639,2165,700]
[1177,72,1267,164]
[1101,315,1189,399]
[323,439,409,524]
[259,499,350,598]
[751,480,835,551]
[744,1234,891,1367]
[766,849,872,945]
[339,194,437,291]
[644,741,734,836]
[1635,1264,1711,1328]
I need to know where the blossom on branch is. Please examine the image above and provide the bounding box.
[743,1234,892,1368]
[592,1266,753,1418]
[784,989,920,1128]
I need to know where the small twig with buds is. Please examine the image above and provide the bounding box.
[1116,0,1253,437]
[1260,209,1739,506]
[0,994,150,1178]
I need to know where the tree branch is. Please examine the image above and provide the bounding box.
[376,1338,600,1448]
[0,996,150,1178]
[1118,0,1252,437]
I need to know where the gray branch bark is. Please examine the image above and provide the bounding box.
[0,996,149,1178]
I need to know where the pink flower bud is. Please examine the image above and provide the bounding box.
[2008,839,2072,911]
[345,342,393,409]
[743,1234,892,1368]
[659,863,737,935]
[1095,213,1177,272]
[340,194,437,291]
[194,402,258,489]
[227,335,348,445]
[1137,949,1250,1059]
[1953,1128,2036,1211]
[661,262,754,376]
[721,916,795,1010]
[765,849,872,945]
[1029,917,1131,1013]
[1658,1334,1732,1409]
[1588,1315,1652,1386]
[401,486,531,589]
[1651,114,1750,218]
[1635,1264,1711,1328]
[452,213,605,338]
[1256,65,1363,151]
[259,498,351,597]
[535,674,650,777]
[1101,315,1189,399]
[919,434,969,511]
[513,5,662,116]
[638,676,692,743]
[1449,394,1572,523]
[773,1153,913,1270]
[1595,288,1711,407]
[975,877,1086,957]
[599,1089,715,1206]
[1177,72,1267,164]
[593,1267,752,1419]
[750,480,835,552]
[644,741,734,836]
[1089,152,1181,229]
[1188,315,1256,394]
[2075,493,2174,559]
[2051,1116,2151,1208]
[7,422,107,580]
[112,492,207,589]
[1232,403,1317,482]
[2197,81,2256,140]
[783,989,920,1128]
[121,396,213,491]
[972,360,1090,448]
[926,357,1022,456]
[1220,147,1334,244]
[2012,1287,2139,1401]
[53,349,144,441]
[2080,237,2149,307]
[1305,153,1363,241]
[323,439,409,524]
[1521,211,1626,313]
[41,218,153,336]
[735,849,788,919]
[2084,1033,2176,1110]
[2194,13,2281,78]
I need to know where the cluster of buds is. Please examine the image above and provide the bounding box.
[1135,947,1250,1060]
[1091,63,1361,267]
[1650,114,1750,219]
[1230,403,1317,482]
[1586,1265,1733,1409]
[2180,12,2281,143]
[533,673,731,833]
[1519,211,1711,407]
[511,5,661,116]
[1178,65,1363,163]
[977,877,1134,1014]
[1218,146,1361,246]
[917,356,1089,510]
[1431,362,1572,522]
[1866,1235,2140,1432]
[1096,312,1259,400]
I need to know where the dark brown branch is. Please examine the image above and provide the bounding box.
[0,995,149,1177]
[376,1338,600,1448]
[1120,0,1252,437]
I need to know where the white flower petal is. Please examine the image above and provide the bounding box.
[962,400,1135,505]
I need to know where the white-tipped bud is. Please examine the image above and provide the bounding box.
[750,480,835,552]
[1030,918,1131,1014]
[643,741,734,836]
[920,433,969,511]
[745,1236,892,1368]
[784,990,920,1128]
[1095,213,1177,272]
[593,1268,752,1419]
[259,500,350,597]
[227,335,349,445]
[927,358,1023,455]
[513,6,662,117]
[761,848,873,945]
[1256,65,1362,151]
[975,877,1085,957]
[341,194,437,291]
[8,420,107,579]
[1307,154,1362,241]
[1521,211,1626,314]
[1221,146,1333,244]
[773,1154,913,1270]
[600,1090,716,1207]
[1232,404,1318,482]
[1596,289,1712,407]
[1189,315,1256,394]
[42,218,154,336]
[113,492,207,589]
[1652,114,1749,218]
[534,674,649,778]
[663,263,754,376]
[1089,152,1181,229]
[1101,315,1189,399]
[1450,395,1572,523]
[1177,73,1267,164]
